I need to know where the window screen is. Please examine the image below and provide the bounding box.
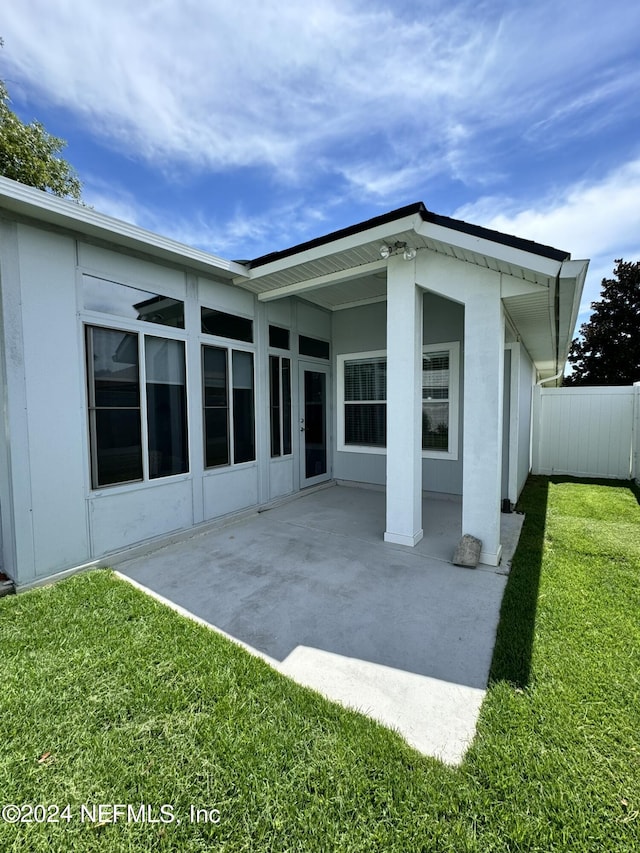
[422,351,450,450]
[344,357,386,447]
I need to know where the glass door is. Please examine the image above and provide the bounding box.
[299,363,331,487]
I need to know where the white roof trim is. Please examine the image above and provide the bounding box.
[415,220,562,279]
[238,212,425,281]
[0,176,246,279]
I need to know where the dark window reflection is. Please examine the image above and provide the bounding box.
[145,337,188,478]
[201,308,253,342]
[232,351,255,463]
[203,346,229,468]
[282,358,292,455]
[86,325,143,487]
[304,370,327,478]
[269,355,281,457]
[299,335,329,360]
[83,276,184,328]
[269,325,290,350]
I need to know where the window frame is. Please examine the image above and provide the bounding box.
[201,342,257,470]
[422,341,460,461]
[337,350,387,456]
[336,342,460,460]
[269,353,293,459]
[85,322,190,491]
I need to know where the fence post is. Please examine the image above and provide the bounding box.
[633,383,640,484]
[531,385,542,475]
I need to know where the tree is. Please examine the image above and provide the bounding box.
[0,75,81,200]
[565,259,640,386]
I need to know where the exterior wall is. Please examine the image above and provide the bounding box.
[0,220,26,582]
[501,349,511,499]
[503,342,536,504]
[332,293,464,495]
[515,345,535,497]
[0,220,337,585]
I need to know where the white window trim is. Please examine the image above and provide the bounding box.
[422,341,460,461]
[337,350,387,455]
[84,323,190,492]
[201,343,257,472]
[268,353,293,459]
[336,342,460,461]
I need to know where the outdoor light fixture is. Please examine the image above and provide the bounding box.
[379,241,417,261]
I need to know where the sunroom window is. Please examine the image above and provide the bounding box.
[85,325,188,488]
[202,345,256,468]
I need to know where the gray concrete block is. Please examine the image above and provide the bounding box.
[453,534,482,568]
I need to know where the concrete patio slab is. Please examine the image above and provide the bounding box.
[117,484,522,764]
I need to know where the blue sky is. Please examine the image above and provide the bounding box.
[2,0,639,325]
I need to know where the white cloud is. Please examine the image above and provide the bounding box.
[3,0,638,196]
[83,179,332,258]
[453,158,640,322]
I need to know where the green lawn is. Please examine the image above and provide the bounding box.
[1,477,638,851]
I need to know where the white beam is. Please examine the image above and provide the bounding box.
[254,259,387,302]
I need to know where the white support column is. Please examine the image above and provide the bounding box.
[462,280,504,565]
[384,255,423,546]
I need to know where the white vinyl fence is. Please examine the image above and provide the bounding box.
[532,384,640,481]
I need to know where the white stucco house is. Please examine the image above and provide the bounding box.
[0,177,588,588]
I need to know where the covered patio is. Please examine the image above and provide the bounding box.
[117,483,523,764]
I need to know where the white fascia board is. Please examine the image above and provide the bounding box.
[236,212,425,283]
[416,220,563,279]
[256,258,387,301]
[0,176,246,279]
[558,258,590,360]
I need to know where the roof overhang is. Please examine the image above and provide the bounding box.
[233,202,587,379]
[0,177,246,280]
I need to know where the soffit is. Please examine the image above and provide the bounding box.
[503,291,556,377]
[237,231,554,302]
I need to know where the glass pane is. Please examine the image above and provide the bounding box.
[201,307,253,342]
[145,336,186,384]
[83,276,184,328]
[94,409,143,487]
[145,337,188,478]
[269,325,290,350]
[422,352,449,401]
[304,370,326,478]
[203,346,229,468]
[345,358,386,401]
[90,327,140,408]
[299,335,330,360]
[269,355,281,457]
[345,403,386,446]
[282,358,292,456]
[232,351,255,463]
[422,402,449,450]
[203,346,227,407]
[204,408,229,467]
